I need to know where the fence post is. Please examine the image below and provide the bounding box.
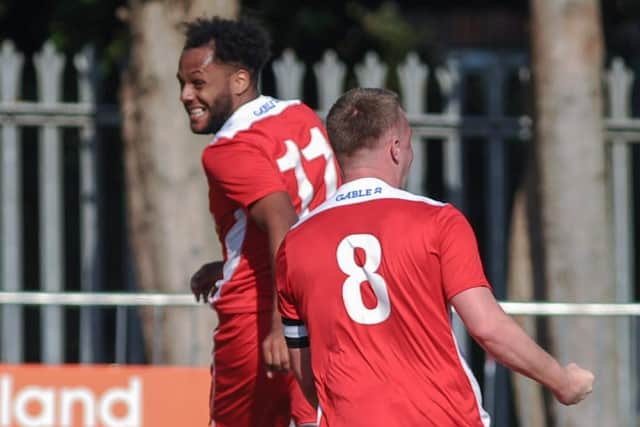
[354,51,387,89]
[272,49,305,101]
[0,40,25,363]
[313,50,346,112]
[606,56,636,427]
[484,53,510,427]
[75,45,106,363]
[397,52,428,195]
[34,40,66,364]
[436,58,464,208]
[436,57,471,370]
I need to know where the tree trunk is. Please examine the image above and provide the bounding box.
[121,0,239,364]
[529,1,621,425]
[508,187,547,427]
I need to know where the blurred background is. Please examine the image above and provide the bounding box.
[0,0,639,426]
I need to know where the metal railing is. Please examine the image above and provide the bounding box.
[1,292,639,427]
[1,291,640,315]
[1,292,639,365]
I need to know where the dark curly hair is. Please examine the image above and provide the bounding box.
[182,16,271,85]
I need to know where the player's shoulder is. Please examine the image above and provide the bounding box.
[280,100,319,119]
[292,178,451,229]
[370,185,462,229]
[258,99,323,133]
[386,185,448,209]
[335,178,450,211]
[210,95,313,146]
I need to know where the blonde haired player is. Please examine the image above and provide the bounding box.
[276,88,594,426]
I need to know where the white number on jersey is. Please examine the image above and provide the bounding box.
[276,127,337,217]
[337,234,391,325]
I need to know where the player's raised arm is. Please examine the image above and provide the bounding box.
[451,287,594,405]
[249,191,299,377]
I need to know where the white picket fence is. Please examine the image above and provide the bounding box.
[0,39,639,425]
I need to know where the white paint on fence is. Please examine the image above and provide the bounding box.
[606,56,636,427]
[1,40,24,363]
[273,49,305,101]
[313,50,345,112]
[34,41,66,364]
[398,52,429,195]
[75,45,104,364]
[355,51,387,88]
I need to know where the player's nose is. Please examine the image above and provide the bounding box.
[180,84,195,104]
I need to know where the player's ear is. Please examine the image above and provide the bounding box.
[390,138,401,165]
[231,68,252,95]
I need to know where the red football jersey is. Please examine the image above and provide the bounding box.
[203,95,341,313]
[277,177,491,427]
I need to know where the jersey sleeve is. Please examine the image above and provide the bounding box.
[202,138,287,209]
[275,240,309,348]
[437,205,492,301]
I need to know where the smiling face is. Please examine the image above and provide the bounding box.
[177,46,235,134]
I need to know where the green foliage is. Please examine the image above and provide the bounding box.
[0,0,128,102]
[347,1,422,63]
[345,1,430,91]
[243,0,434,95]
[48,0,127,64]
[1,1,637,102]
[245,1,430,63]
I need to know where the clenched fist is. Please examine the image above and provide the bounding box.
[553,363,595,405]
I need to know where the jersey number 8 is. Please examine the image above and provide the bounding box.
[337,234,391,325]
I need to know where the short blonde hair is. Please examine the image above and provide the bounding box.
[326,88,402,157]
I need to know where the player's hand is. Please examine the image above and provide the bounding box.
[553,363,595,405]
[190,261,223,303]
[262,318,290,378]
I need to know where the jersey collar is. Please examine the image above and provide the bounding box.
[210,95,301,144]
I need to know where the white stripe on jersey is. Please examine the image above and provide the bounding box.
[292,177,446,230]
[211,209,247,303]
[211,95,301,145]
[283,323,309,339]
[451,321,491,426]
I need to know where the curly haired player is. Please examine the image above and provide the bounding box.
[177,16,340,427]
